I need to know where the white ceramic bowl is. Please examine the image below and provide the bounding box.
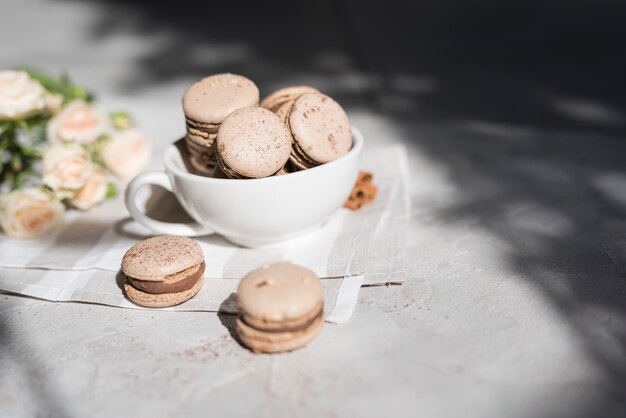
[125,127,363,247]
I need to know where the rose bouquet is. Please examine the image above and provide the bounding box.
[0,70,151,238]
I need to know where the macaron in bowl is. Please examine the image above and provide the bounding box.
[215,106,292,179]
[182,73,259,174]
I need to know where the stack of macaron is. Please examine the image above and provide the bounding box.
[182,74,260,175]
[264,87,352,170]
[181,73,352,178]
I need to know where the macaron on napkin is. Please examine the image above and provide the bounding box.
[236,262,325,352]
[182,74,259,175]
[122,236,205,308]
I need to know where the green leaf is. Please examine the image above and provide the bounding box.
[10,153,22,172]
[111,111,133,130]
[14,170,31,189]
[0,121,16,137]
[67,85,88,101]
[106,182,118,199]
[5,171,14,187]
[21,147,40,158]
[82,143,102,165]
[23,68,95,104]
[23,68,59,91]
[22,113,50,128]
[0,122,12,136]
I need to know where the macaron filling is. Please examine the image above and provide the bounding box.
[274,101,319,169]
[185,136,217,154]
[186,127,217,144]
[239,307,323,334]
[185,118,220,133]
[289,137,324,169]
[214,148,284,179]
[185,118,219,144]
[185,137,218,174]
[282,104,323,169]
[214,148,251,179]
[127,262,205,295]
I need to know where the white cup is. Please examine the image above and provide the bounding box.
[125,127,363,247]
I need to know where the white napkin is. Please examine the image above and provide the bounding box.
[0,145,409,322]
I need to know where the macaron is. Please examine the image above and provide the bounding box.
[215,106,292,179]
[121,235,205,308]
[260,85,319,113]
[186,140,218,175]
[277,92,352,170]
[236,262,324,353]
[182,74,260,174]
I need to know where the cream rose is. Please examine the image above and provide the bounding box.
[0,188,64,238]
[0,70,47,121]
[101,129,152,180]
[42,145,94,191]
[69,167,108,210]
[47,100,111,144]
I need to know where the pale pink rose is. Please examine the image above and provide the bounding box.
[69,168,108,210]
[47,100,111,144]
[42,145,94,191]
[0,70,47,121]
[0,188,64,238]
[101,129,152,180]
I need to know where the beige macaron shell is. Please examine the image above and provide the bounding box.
[216,107,292,178]
[260,85,320,111]
[237,262,323,322]
[121,236,204,281]
[274,100,294,124]
[242,299,322,331]
[124,275,205,308]
[182,74,260,124]
[289,93,352,164]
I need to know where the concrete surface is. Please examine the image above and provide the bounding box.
[1,1,625,417]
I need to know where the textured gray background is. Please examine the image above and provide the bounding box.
[1,1,625,417]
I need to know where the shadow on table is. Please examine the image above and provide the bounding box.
[0,315,72,417]
[217,293,245,349]
[361,1,626,415]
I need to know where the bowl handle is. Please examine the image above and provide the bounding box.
[125,171,215,237]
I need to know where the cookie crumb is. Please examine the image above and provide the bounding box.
[344,171,377,210]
